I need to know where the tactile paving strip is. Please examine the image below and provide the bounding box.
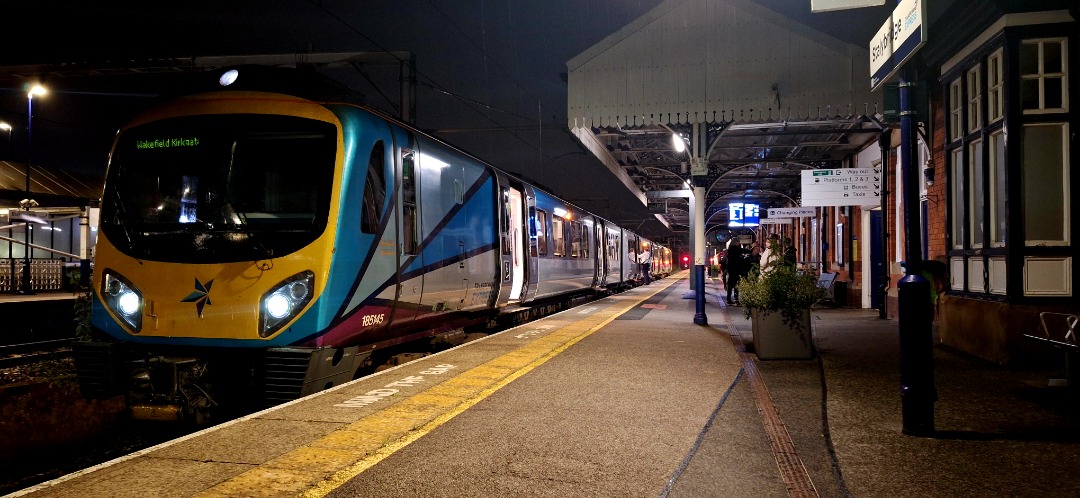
[723,311,819,498]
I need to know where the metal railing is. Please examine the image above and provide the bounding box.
[1,258,66,293]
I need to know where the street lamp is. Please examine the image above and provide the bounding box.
[0,121,11,160]
[20,84,47,295]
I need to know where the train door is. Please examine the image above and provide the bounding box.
[494,172,526,305]
[521,185,540,303]
[392,143,423,326]
[626,232,639,282]
[595,221,606,287]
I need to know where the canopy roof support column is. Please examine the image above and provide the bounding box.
[690,122,708,325]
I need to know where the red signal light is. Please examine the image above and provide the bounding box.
[682,256,689,263]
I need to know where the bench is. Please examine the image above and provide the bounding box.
[814,272,840,307]
[1022,312,1080,387]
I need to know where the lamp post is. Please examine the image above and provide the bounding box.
[19,84,47,295]
[0,121,11,160]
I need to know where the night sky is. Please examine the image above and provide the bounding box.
[0,0,891,237]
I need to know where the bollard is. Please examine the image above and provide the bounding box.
[897,273,935,436]
[694,265,707,325]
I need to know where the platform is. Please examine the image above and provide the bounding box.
[7,272,1080,497]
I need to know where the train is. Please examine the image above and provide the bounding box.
[73,65,672,423]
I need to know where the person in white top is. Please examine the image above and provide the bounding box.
[638,248,652,284]
[759,233,781,274]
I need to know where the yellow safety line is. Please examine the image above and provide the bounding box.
[181,280,669,497]
[298,281,671,497]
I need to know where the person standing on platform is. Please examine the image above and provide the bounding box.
[725,239,749,305]
[638,247,652,284]
[760,233,781,274]
[783,236,797,267]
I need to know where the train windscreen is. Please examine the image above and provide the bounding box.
[102,114,337,262]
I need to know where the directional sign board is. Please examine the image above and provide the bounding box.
[759,218,792,225]
[768,207,817,218]
[801,167,882,206]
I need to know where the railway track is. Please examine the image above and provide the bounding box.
[0,339,74,369]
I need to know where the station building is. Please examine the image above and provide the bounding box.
[566,0,1078,366]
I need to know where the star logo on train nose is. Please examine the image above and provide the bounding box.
[181,278,214,317]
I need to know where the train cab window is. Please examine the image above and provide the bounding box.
[552,216,565,257]
[102,114,335,263]
[536,209,548,256]
[361,143,386,234]
[401,149,418,255]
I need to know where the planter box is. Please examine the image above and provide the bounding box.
[751,309,814,360]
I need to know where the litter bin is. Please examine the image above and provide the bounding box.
[832,280,847,306]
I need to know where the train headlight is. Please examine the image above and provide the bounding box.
[259,270,314,338]
[102,271,143,332]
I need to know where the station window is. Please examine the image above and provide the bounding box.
[950,148,965,250]
[967,65,982,132]
[989,131,1007,248]
[1022,123,1070,246]
[949,79,963,142]
[987,49,1004,123]
[968,139,985,249]
[1021,38,1068,113]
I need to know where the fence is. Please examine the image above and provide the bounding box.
[0,258,67,293]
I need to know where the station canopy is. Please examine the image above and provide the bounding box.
[566,0,887,235]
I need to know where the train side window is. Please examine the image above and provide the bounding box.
[570,221,581,257]
[552,216,565,257]
[584,224,591,259]
[401,148,418,255]
[536,209,548,256]
[361,142,386,234]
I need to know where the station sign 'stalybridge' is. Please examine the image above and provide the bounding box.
[800,167,882,207]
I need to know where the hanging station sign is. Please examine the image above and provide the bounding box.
[800,167,882,207]
[811,0,885,13]
[870,0,927,92]
[767,207,817,218]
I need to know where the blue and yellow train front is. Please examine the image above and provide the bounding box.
[82,89,361,422]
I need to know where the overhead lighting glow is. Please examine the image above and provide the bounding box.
[27,85,47,99]
[672,133,686,153]
[219,69,240,87]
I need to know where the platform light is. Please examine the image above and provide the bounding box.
[20,84,47,295]
[219,69,239,86]
[672,133,686,153]
[0,121,11,160]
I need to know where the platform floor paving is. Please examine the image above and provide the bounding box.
[8,272,1080,497]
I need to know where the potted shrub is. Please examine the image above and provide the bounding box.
[737,264,828,359]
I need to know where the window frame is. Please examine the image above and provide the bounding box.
[1020,38,1069,114]
[968,139,985,249]
[949,78,964,142]
[967,64,983,133]
[1022,122,1071,247]
[987,48,1005,123]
